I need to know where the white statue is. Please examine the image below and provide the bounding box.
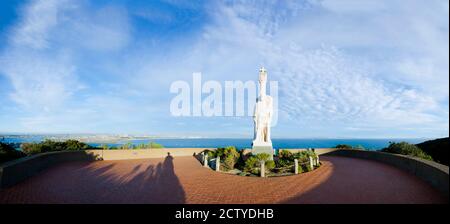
[252,67,274,157]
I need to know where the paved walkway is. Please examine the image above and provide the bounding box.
[0,155,447,204]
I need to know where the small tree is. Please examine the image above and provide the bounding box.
[221,146,240,170]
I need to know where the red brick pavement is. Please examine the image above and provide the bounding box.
[0,155,447,204]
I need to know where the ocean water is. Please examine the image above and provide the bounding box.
[1,136,430,151]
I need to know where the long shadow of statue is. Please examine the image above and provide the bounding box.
[70,153,186,203]
[154,152,186,203]
[0,153,187,204]
[122,152,186,203]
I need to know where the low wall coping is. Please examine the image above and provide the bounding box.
[0,148,212,189]
[325,149,449,197]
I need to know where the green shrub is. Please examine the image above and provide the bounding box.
[382,142,433,161]
[136,143,146,149]
[21,139,92,155]
[244,153,274,175]
[304,164,312,172]
[335,144,353,149]
[206,146,240,170]
[21,142,43,155]
[277,150,294,168]
[244,156,259,174]
[120,142,134,149]
[293,151,315,162]
[235,150,247,169]
[65,139,89,151]
[220,146,240,170]
[206,150,216,159]
[417,137,448,165]
[212,147,229,158]
[275,150,317,169]
[223,156,236,170]
[278,150,294,160]
[133,142,164,149]
[255,153,271,161]
[100,144,109,150]
[297,165,304,174]
[0,142,27,163]
[265,160,275,170]
[149,142,163,148]
[275,158,293,168]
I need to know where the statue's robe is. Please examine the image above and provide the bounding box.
[253,96,273,144]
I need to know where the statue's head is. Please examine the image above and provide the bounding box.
[259,67,267,84]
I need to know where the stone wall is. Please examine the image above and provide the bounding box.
[86,148,213,160]
[280,148,339,155]
[0,150,101,188]
[2,147,448,197]
[325,149,449,197]
[0,148,212,189]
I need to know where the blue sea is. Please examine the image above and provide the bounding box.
[1,136,431,151]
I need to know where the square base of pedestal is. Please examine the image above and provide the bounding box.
[251,145,274,160]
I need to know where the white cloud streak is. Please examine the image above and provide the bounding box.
[0,0,447,137]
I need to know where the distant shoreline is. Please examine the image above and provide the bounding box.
[1,135,432,151]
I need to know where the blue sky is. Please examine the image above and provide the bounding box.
[0,0,448,138]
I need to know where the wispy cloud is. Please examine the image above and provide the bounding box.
[171,0,448,137]
[1,1,131,107]
[0,0,447,138]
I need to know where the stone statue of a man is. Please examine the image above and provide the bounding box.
[252,67,274,158]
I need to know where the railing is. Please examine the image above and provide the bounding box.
[201,153,320,178]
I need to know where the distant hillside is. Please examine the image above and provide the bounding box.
[416,137,449,166]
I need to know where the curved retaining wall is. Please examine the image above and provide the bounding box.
[0,148,212,189]
[325,149,449,197]
[2,148,448,197]
[0,150,101,188]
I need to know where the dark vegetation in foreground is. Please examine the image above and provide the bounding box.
[0,142,26,163]
[416,137,449,166]
[1,137,447,166]
[21,139,91,155]
[335,138,449,165]
[381,142,433,161]
[0,139,164,164]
